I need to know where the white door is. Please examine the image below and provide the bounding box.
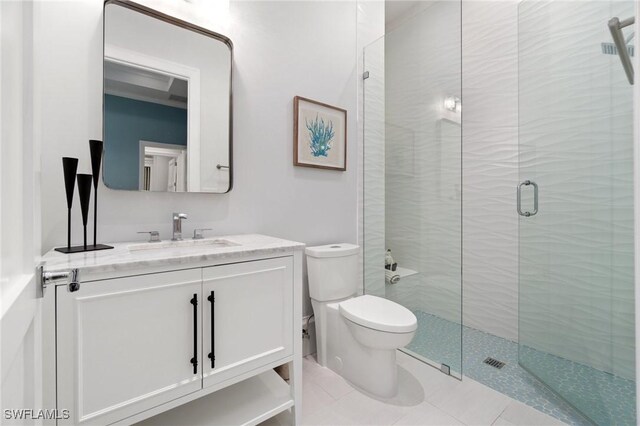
[0,0,43,419]
[56,269,202,425]
[202,257,294,389]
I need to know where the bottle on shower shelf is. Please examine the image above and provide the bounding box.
[385,249,397,271]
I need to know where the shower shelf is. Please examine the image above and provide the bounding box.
[395,267,418,278]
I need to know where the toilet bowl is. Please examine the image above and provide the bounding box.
[340,295,416,349]
[306,244,417,398]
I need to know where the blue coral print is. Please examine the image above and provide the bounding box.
[305,114,335,157]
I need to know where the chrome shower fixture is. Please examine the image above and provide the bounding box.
[608,16,635,84]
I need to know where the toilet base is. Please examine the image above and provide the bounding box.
[311,299,400,399]
[339,344,399,398]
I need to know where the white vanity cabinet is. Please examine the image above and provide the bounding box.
[42,235,303,426]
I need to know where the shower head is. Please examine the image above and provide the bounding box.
[601,42,634,58]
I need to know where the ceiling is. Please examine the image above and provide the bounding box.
[104,60,188,109]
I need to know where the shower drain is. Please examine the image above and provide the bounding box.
[483,357,506,369]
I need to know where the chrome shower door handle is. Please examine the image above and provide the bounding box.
[517,180,538,217]
[517,181,526,216]
[529,180,538,216]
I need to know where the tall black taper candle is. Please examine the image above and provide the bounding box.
[89,140,103,247]
[62,158,79,251]
[77,174,93,251]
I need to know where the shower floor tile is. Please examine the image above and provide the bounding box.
[406,311,636,426]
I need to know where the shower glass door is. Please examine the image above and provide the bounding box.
[518,1,636,424]
[363,1,462,378]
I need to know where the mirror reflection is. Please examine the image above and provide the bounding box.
[103,1,232,193]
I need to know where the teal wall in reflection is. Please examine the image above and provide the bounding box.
[103,94,187,190]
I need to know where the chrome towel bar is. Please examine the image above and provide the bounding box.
[36,264,80,297]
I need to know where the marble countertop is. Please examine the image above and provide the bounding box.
[41,234,305,276]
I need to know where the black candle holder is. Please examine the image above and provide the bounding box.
[89,140,112,251]
[61,157,78,252]
[55,141,113,254]
[77,174,92,251]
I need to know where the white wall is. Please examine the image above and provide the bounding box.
[36,0,359,317]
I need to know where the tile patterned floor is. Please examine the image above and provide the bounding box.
[405,311,636,426]
[519,347,636,426]
[264,352,568,426]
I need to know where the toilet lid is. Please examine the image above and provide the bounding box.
[339,295,417,333]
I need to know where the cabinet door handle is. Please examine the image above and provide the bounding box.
[207,291,215,369]
[190,294,198,374]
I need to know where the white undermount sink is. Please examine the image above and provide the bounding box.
[128,238,241,251]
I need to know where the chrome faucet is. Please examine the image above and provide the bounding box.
[172,213,188,241]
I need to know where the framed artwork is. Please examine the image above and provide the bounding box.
[294,96,347,171]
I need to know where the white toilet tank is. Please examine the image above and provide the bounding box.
[306,243,359,302]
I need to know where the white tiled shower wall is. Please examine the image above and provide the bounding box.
[461,1,519,342]
[383,1,462,324]
[376,1,520,338]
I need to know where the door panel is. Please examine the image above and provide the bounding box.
[202,257,293,388]
[517,1,636,424]
[0,0,42,417]
[56,269,202,425]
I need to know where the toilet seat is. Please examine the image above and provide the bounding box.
[339,295,417,333]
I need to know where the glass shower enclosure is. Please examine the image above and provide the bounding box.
[363,0,636,424]
[518,1,636,424]
[363,0,463,378]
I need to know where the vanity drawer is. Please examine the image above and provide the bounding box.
[201,257,294,389]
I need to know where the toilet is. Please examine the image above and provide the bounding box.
[306,243,417,398]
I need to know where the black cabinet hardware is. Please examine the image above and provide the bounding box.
[207,291,215,368]
[190,294,198,374]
